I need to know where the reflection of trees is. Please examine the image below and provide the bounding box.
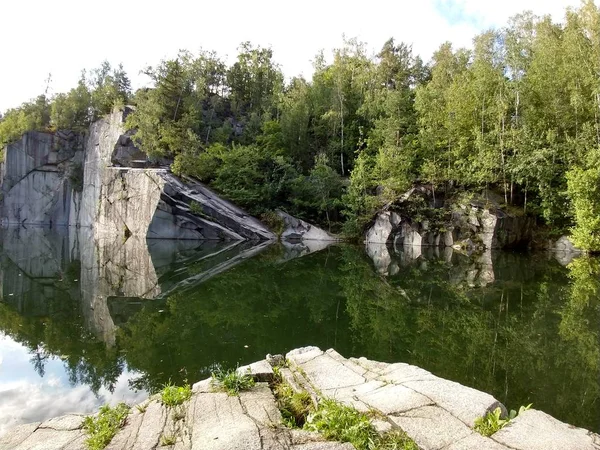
[0,295,123,394]
[118,246,349,393]
[339,249,600,432]
[1,244,597,432]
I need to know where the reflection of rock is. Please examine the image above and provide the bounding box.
[0,226,276,347]
[280,239,334,261]
[365,243,392,275]
[365,236,495,288]
[0,227,78,315]
[79,229,161,346]
[448,250,495,288]
[155,240,273,299]
[277,210,337,241]
[549,236,582,266]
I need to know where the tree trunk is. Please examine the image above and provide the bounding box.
[339,89,345,176]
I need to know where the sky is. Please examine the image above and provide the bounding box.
[0,334,147,435]
[0,0,584,112]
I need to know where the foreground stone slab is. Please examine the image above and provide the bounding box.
[237,359,274,382]
[390,405,473,450]
[0,422,40,450]
[12,428,84,450]
[39,414,84,432]
[298,354,366,391]
[403,378,505,427]
[2,348,599,450]
[492,409,600,450]
[130,400,167,450]
[190,391,263,450]
[358,384,433,415]
[104,409,144,450]
[445,433,510,450]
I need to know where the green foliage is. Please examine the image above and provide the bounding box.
[567,166,600,252]
[474,404,532,437]
[274,382,313,427]
[375,431,419,450]
[304,399,377,450]
[160,434,177,446]
[159,382,192,407]
[189,201,203,216]
[82,403,130,450]
[211,367,256,396]
[4,2,600,233]
[172,143,226,182]
[260,210,285,236]
[0,95,50,147]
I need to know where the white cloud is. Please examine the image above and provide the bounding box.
[0,0,582,111]
[0,372,147,436]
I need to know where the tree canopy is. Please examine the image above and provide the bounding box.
[3,1,600,249]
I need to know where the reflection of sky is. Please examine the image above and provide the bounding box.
[0,333,148,436]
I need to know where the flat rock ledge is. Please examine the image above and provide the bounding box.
[2,348,599,450]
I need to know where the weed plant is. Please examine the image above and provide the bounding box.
[160,381,192,407]
[82,403,130,450]
[211,367,255,396]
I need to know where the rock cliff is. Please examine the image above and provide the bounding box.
[0,109,274,241]
[365,186,536,251]
[0,131,84,226]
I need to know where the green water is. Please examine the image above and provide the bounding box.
[0,228,598,433]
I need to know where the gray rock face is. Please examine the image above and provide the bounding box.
[365,188,537,251]
[0,131,84,226]
[492,409,600,450]
[277,210,337,242]
[0,108,274,241]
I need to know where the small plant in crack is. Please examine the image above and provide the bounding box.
[159,381,192,407]
[82,402,130,450]
[160,433,177,446]
[474,404,532,437]
[135,403,148,414]
[274,382,313,428]
[211,367,255,396]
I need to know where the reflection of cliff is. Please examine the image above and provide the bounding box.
[0,227,277,347]
[0,227,79,315]
[366,241,495,287]
[78,229,162,347]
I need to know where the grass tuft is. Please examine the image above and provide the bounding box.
[304,399,377,450]
[376,430,420,450]
[160,381,192,407]
[160,433,177,446]
[274,382,313,428]
[474,404,532,437]
[82,403,130,450]
[211,367,256,396]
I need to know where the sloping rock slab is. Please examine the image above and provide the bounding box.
[492,409,600,450]
[390,405,473,450]
[277,210,338,242]
[403,378,506,427]
[0,422,40,450]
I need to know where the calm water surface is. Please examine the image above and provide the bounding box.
[0,227,598,434]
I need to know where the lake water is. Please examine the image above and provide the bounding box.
[0,227,598,435]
